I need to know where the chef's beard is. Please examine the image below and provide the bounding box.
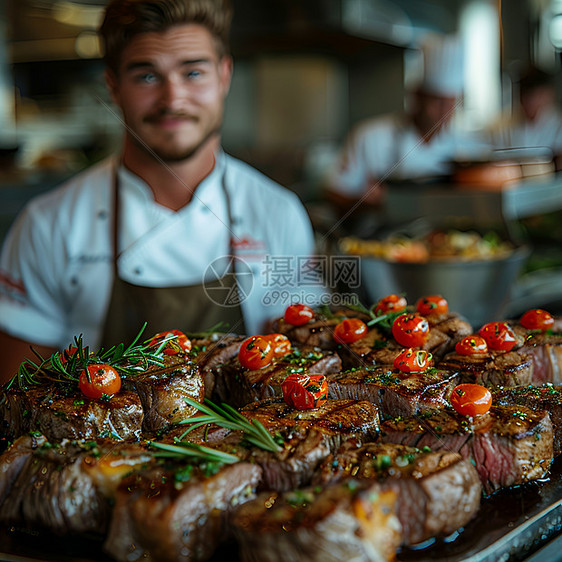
[130,110,223,163]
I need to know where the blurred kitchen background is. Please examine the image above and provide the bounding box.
[2,0,562,320]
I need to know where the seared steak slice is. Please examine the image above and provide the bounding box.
[104,460,262,562]
[511,327,562,384]
[0,385,144,443]
[123,362,204,432]
[438,350,534,388]
[312,441,481,545]
[327,366,460,419]
[231,481,401,562]
[190,334,246,398]
[0,434,151,536]
[494,384,562,455]
[211,346,342,408]
[426,313,473,358]
[379,405,553,494]
[238,398,380,491]
[272,316,342,350]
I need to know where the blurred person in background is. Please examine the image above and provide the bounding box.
[0,0,325,385]
[324,34,487,235]
[489,66,562,170]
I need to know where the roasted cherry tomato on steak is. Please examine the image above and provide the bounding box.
[450,383,492,417]
[333,318,368,344]
[238,335,274,370]
[79,364,121,400]
[520,309,555,332]
[392,313,430,348]
[263,333,292,358]
[149,329,192,355]
[478,322,517,352]
[284,304,315,326]
[393,348,433,373]
[455,335,488,356]
[416,295,449,317]
[282,373,328,410]
[374,294,407,316]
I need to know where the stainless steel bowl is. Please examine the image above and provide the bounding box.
[359,245,530,328]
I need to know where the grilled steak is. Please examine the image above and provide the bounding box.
[104,460,262,562]
[379,405,554,494]
[190,334,246,398]
[312,440,481,545]
[231,481,401,562]
[494,384,562,455]
[0,434,151,536]
[238,398,380,491]
[512,328,562,384]
[123,361,204,432]
[211,346,342,409]
[327,366,460,419]
[272,315,343,350]
[0,385,144,444]
[438,350,534,388]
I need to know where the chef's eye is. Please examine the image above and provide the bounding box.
[135,72,158,84]
[185,69,202,80]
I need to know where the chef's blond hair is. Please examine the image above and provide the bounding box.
[99,0,233,74]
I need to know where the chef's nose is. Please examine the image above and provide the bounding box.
[159,76,187,109]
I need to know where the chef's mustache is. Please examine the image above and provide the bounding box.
[144,109,197,123]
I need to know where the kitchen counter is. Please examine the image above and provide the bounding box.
[383,173,562,231]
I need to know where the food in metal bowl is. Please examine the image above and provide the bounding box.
[339,229,529,328]
[340,229,515,263]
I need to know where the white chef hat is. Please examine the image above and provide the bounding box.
[419,33,465,97]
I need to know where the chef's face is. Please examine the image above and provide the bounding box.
[106,24,232,162]
[417,91,457,131]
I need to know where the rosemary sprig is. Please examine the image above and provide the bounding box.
[366,309,407,331]
[342,300,408,333]
[179,397,283,453]
[6,323,167,391]
[150,441,240,464]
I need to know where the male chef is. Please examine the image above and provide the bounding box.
[0,0,326,384]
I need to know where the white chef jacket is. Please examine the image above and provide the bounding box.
[329,114,487,196]
[491,107,562,155]
[0,152,325,350]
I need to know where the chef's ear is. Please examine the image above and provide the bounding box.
[219,55,233,97]
[105,68,120,106]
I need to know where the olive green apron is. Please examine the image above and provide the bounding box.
[100,167,246,348]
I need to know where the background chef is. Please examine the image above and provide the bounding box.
[324,34,487,234]
[0,0,326,384]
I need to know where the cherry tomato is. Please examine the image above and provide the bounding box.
[238,335,274,370]
[281,373,328,410]
[149,329,192,355]
[333,318,368,344]
[263,333,292,358]
[284,304,315,326]
[79,364,121,400]
[520,309,554,332]
[392,314,430,347]
[393,348,433,373]
[416,295,449,317]
[455,335,488,356]
[478,322,517,352]
[59,345,78,364]
[450,383,492,417]
[374,294,407,316]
